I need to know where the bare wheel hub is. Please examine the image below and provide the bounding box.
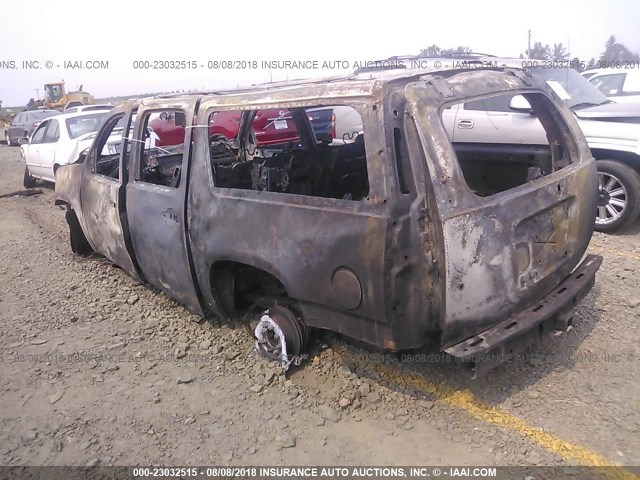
[254,305,307,370]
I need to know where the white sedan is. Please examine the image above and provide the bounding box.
[21,111,109,186]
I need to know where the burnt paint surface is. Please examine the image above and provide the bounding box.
[56,103,142,283]
[55,68,599,353]
[186,93,428,349]
[405,71,597,347]
[124,98,204,315]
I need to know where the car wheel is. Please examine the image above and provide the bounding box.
[23,165,37,188]
[594,160,640,232]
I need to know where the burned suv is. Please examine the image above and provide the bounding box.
[55,66,602,377]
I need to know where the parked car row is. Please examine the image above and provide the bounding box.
[146,107,359,148]
[21,111,110,186]
[5,109,60,145]
[5,104,114,146]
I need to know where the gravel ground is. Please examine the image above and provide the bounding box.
[0,145,638,468]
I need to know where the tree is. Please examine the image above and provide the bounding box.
[527,41,551,59]
[442,46,472,55]
[569,57,582,71]
[599,35,640,62]
[419,44,441,57]
[419,45,473,57]
[551,43,569,61]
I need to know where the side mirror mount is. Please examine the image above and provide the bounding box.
[509,95,533,113]
[18,137,29,145]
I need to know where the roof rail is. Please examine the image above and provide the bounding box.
[387,52,497,61]
[152,74,357,100]
[353,62,407,75]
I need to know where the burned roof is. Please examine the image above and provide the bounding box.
[141,61,531,109]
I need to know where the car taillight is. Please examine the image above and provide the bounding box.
[330,113,336,139]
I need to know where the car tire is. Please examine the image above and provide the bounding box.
[595,160,640,232]
[65,209,93,256]
[23,165,37,188]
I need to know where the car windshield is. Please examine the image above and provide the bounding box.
[531,68,610,109]
[65,113,108,139]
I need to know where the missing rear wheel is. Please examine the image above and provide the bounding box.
[254,305,309,370]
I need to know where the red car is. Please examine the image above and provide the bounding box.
[148,109,301,147]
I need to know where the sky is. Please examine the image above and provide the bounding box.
[1,0,639,107]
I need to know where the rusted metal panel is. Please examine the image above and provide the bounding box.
[57,103,142,282]
[445,254,603,377]
[403,72,598,348]
[125,98,204,315]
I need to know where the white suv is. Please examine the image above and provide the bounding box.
[582,68,640,103]
[440,64,640,231]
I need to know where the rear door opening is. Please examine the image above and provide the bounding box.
[441,92,573,197]
[406,74,596,348]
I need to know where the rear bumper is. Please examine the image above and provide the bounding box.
[445,254,603,378]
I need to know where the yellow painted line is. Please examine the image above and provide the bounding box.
[335,346,638,480]
[589,246,640,262]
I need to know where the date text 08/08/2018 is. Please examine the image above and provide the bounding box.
[522,59,640,69]
[131,466,498,477]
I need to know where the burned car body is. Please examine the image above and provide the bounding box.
[55,66,602,376]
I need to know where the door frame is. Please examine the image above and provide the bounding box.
[124,99,205,314]
[80,104,142,282]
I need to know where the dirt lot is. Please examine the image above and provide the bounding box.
[0,145,638,470]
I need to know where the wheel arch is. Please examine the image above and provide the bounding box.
[207,258,292,317]
[590,148,640,172]
[64,207,94,256]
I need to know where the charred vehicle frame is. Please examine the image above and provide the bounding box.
[55,66,602,377]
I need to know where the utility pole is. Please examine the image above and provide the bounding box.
[35,89,40,100]
[527,29,532,58]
